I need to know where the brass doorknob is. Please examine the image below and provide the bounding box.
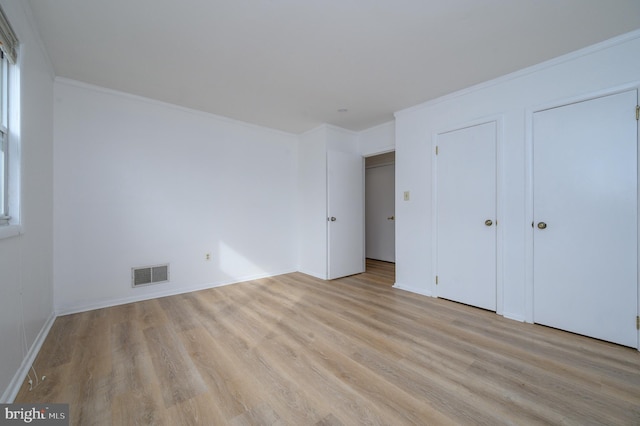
[537,222,547,229]
[329,217,337,222]
[485,219,493,226]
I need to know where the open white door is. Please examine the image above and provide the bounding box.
[327,150,364,279]
[436,121,497,311]
[533,90,638,348]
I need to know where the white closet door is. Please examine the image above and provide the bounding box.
[533,90,638,347]
[436,121,497,311]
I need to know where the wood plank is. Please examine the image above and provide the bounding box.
[14,260,640,425]
[143,323,207,408]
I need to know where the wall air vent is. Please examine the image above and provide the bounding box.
[132,264,169,287]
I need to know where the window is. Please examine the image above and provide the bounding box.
[0,51,8,225]
[0,4,17,229]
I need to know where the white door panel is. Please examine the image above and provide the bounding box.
[366,164,395,262]
[328,150,364,279]
[436,121,497,311]
[533,90,638,347]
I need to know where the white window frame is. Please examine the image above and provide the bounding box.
[1,52,9,225]
[0,3,19,239]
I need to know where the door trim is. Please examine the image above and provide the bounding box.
[431,115,505,315]
[524,84,640,350]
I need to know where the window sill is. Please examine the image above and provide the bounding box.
[0,224,22,240]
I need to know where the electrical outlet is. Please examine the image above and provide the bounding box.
[205,253,211,261]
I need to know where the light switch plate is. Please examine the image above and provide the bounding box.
[403,191,410,201]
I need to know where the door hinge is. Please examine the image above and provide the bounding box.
[435,146,439,155]
[636,105,639,121]
[435,275,438,285]
[636,316,639,330]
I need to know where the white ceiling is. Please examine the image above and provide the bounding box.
[27,0,640,133]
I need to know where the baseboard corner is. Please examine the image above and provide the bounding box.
[1,312,56,403]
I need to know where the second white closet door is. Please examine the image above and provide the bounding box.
[533,90,638,347]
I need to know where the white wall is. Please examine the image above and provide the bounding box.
[394,30,640,321]
[326,125,359,154]
[53,80,298,313]
[297,125,328,278]
[0,1,54,402]
[358,121,395,157]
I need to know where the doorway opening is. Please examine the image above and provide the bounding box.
[364,151,395,284]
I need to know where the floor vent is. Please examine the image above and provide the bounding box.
[132,264,169,287]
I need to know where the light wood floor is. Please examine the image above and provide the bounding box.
[16,260,640,425]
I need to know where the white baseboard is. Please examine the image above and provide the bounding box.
[56,269,298,316]
[296,268,327,280]
[393,282,432,298]
[1,313,56,403]
[503,312,526,323]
